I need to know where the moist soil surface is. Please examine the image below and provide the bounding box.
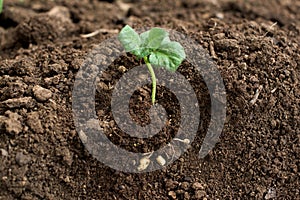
[0,0,299,199]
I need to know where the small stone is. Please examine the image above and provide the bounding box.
[16,152,31,166]
[47,6,72,23]
[118,65,127,73]
[240,62,248,70]
[64,176,71,183]
[216,12,224,19]
[32,85,52,102]
[0,148,8,156]
[137,157,150,171]
[156,155,166,166]
[183,176,192,182]
[118,185,125,190]
[168,191,177,199]
[79,130,87,143]
[192,182,204,190]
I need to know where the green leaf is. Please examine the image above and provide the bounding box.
[140,30,149,44]
[140,28,168,50]
[149,41,186,71]
[161,37,171,45]
[118,25,141,54]
[118,25,186,71]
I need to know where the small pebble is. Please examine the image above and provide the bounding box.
[118,185,125,190]
[32,85,52,102]
[118,65,127,72]
[156,155,166,166]
[168,191,177,199]
[216,12,224,19]
[16,152,31,166]
[0,148,8,156]
[137,157,150,171]
[184,176,192,182]
[79,130,88,144]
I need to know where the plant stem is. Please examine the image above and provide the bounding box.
[0,0,3,14]
[144,56,156,105]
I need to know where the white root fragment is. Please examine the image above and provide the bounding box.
[263,22,277,37]
[137,157,150,171]
[80,29,119,38]
[156,155,166,166]
[271,88,277,93]
[173,138,190,144]
[79,130,87,144]
[250,85,263,105]
[209,41,217,59]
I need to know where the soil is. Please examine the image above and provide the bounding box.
[0,0,299,199]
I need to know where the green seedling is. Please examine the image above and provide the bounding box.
[0,0,3,14]
[118,25,186,104]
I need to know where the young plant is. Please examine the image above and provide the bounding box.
[0,0,3,14]
[118,25,186,104]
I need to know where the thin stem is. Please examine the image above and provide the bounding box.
[0,0,3,14]
[144,56,156,105]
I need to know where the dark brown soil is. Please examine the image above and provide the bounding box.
[0,0,299,199]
